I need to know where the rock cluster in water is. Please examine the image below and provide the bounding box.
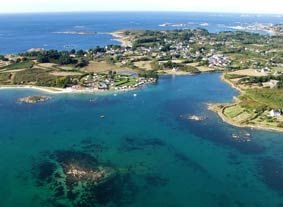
[180,114,207,121]
[18,96,50,104]
[32,150,136,207]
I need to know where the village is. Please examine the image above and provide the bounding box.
[77,72,156,92]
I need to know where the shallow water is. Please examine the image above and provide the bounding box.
[1,73,283,207]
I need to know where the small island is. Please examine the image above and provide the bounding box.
[54,31,97,35]
[18,96,50,104]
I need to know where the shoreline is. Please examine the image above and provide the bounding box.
[109,31,132,47]
[220,73,244,94]
[207,103,283,132]
[0,85,71,94]
[208,74,283,133]
[158,70,194,76]
[0,83,151,95]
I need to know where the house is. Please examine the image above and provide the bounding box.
[269,80,279,89]
[261,67,271,73]
[172,67,179,72]
[270,109,281,117]
[274,70,282,76]
[98,82,108,90]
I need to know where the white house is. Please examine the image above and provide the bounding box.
[269,80,279,89]
[274,70,282,76]
[270,109,281,117]
[261,67,271,73]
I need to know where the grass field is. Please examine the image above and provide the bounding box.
[133,61,152,70]
[3,61,34,70]
[82,61,133,73]
[228,69,269,77]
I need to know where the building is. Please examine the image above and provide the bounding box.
[269,109,281,117]
[269,80,279,89]
[261,67,271,73]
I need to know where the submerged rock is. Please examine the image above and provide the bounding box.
[18,96,50,104]
[180,114,207,121]
[32,150,137,207]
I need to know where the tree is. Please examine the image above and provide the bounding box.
[37,54,49,63]
[76,50,84,56]
[76,60,89,68]
[55,76,70,88]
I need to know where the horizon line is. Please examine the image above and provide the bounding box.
[0,10,282,15]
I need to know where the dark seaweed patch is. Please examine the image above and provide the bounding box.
[143,138,166,147]
[216,193,233,207]
[80,138,93,145]
[80,138,108,154]
[144,175,169,187]
[119,136,166,152]
[54,186,64,197]
[174,152,207,174]
[33,150,138,207]
[90,174,135,205]
[167,102,266,155]
[227,152,242,165]
[258,157,283,193]
[33,160,56,185]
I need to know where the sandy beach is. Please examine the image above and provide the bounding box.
[0,85,74,94]
[0,83,150,95]
[158,70,193,76]
[109,31,132,47]
[220,73,244,94]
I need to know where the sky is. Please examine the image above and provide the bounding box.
[0,0,282,14]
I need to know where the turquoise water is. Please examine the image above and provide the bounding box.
[1,73,283,207]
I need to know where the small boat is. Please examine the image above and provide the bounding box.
[100,115,105,118]
[133,94,137,97]
[242,133,251,137]
[232,134,240,139]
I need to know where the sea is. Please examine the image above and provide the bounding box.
[1,12,283,207]
[1,12,283,54]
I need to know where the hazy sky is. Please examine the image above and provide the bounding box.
[0,0,282,14]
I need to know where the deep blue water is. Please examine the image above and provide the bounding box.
[1,73,283,207]
[0,12,283,54]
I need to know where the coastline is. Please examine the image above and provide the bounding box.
[158,70,194,76]
[0,83,150,95]
[208,74,283,132]
[220,73,243,94]
[0,85,71,94]
[109,31,132,47]
[207,103,283,132]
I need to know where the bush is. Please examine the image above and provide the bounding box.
[0,73,11,82]
[13,69,57,87]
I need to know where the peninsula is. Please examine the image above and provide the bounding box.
[1,28,283,131]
